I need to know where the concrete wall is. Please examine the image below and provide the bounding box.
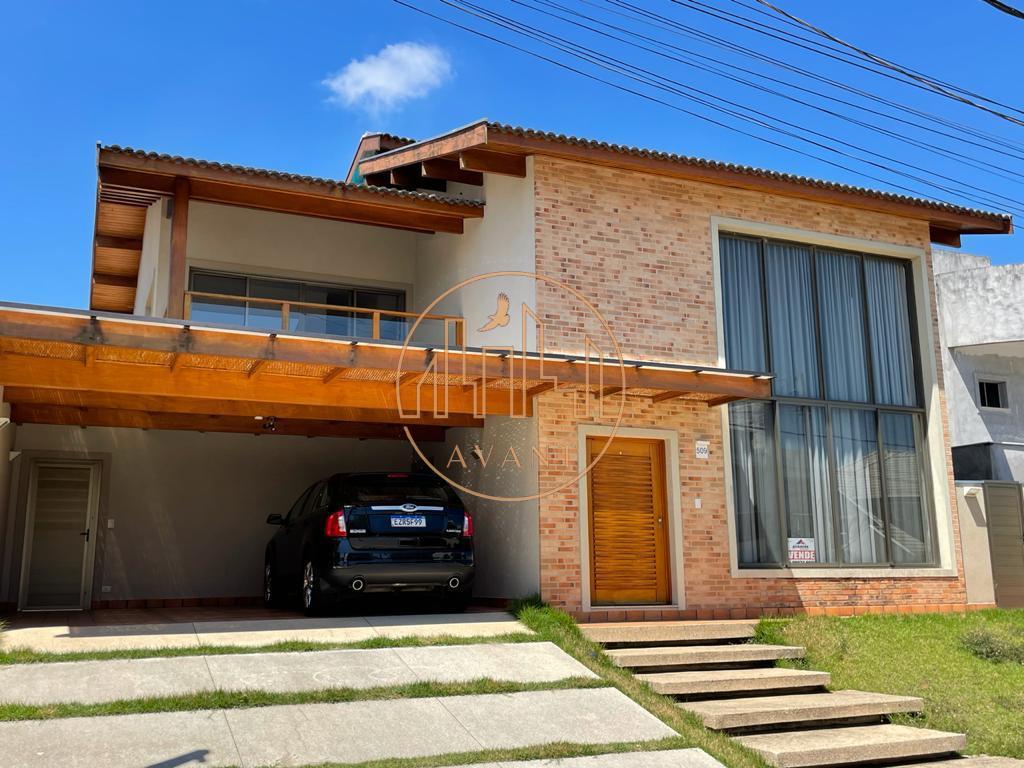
[415,163,538,351]
[3,426,416,604]
[934,249,1024,482]
[955,482,997,606]
[185,202,421,302]
[429,416,541,600]
[0,387,16,608]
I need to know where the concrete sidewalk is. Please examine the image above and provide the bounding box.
[0,687,677,768]
[449,751,725,767]
[0,611,527,653]
[0,642,595,705]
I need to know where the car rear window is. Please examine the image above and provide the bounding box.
[342,478,459,505]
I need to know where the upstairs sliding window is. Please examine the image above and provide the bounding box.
[721,234,934,568]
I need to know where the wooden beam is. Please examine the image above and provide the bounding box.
[0,353,519,416]
[526,381,556,397]
[167,177,190,318]
[247,359,267,378]
[421,159,483,186]
[650,391,683,403]
[10,404,447,442]
[357,122,490,176]
[389,165,447,192]
[95,234,144,251]
[0,307,771,400]
[98,151,484,219]
[706,395,739,407]
[595,386,623,399]
[459,149,527,177]
[929,226,962,247]
[2,387,483,427]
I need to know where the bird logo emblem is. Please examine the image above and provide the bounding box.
[477,292,511,333]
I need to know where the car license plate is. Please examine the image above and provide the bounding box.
[391,515,426,528]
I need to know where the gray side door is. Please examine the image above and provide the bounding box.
[985,482,1024,608]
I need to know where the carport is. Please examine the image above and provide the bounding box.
[0,302,769,612]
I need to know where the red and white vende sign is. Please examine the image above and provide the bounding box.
[787,537,816,563]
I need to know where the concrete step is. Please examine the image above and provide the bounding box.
[607,643,805,669]
[736,724,966,768]
[908,758,1024,768]
[581,620,757,646]
[680,689,923,730]
[638,667,829,696]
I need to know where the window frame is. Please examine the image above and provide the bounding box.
[187,268,407,331]
[976,375,1009,412]
[720,232,939,570]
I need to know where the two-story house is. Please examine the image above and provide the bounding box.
[0,120,1012,619]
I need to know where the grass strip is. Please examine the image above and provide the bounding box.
[755,609,1024,759]
[0,675,607,722]
[0,631,538,665]
[504,598,768,768]
[281,736,697,768]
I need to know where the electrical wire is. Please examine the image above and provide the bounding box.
[748,0,1024,125]
[598,0,1024,156]
[516,0,1024,189]
[441,0,1024,213]
[395,0,1022,214]
[980,0,1024,20]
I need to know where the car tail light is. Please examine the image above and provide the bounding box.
[462,512,474,538]
[325,509,348,538]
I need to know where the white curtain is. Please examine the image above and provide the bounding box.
[881,412,932,563]
[720,236,767,372]
[865,257,917,406]
[779,405,835,563]
[766,242,820,398]
[816,250,870,402]
[832,408,886,564]
[729,401,782,565]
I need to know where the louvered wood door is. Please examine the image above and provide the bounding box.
[587,437,670,605]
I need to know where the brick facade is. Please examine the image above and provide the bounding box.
[531,156,968,618]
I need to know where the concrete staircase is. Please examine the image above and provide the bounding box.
[581,619,998,768]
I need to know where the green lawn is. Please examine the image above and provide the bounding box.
[756,609,1024,759]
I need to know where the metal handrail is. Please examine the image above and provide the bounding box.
[184,291,465,344]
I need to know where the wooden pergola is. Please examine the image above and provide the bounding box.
[0,305,772,441]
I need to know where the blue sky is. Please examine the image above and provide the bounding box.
[2,0,1022,308]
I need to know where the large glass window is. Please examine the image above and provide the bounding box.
[722,234,934,567]
[189,270,406,340]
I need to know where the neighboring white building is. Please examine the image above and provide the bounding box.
[934,250,1024,481]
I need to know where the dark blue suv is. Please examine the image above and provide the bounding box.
[264,472,474,614]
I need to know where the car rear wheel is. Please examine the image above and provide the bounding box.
[301,559,322,615]
[263,561,279,609]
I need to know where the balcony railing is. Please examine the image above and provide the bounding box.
[184,291,465,345]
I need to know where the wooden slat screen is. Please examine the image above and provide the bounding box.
[587,437,670,605]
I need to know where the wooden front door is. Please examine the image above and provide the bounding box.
[587,436,671,605]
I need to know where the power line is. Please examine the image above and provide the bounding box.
[399,0,1024,214]
[598,0,1024,156]
[749,0,1024,125]
[516,0,1024,188]
[446,0,1024,213]
[980,0,1024,19]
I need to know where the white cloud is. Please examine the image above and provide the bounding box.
[323,42,452,113]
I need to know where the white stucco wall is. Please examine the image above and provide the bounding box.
[0,389,16,606]
[185,202,421,300]
[414,162,538,351]
[429,416,541,600]
[956,482,997,605]
[4,426,416,603]
[934,249,1024,481]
